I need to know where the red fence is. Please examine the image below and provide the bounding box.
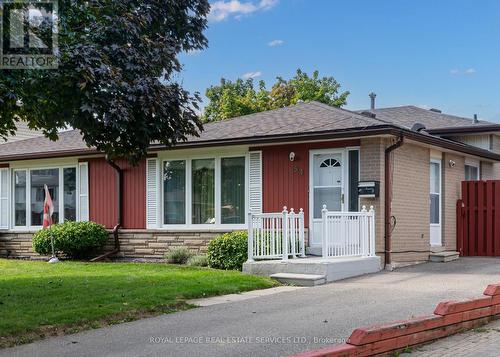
[458,181,500,256]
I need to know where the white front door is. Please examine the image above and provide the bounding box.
[430,159,442,246]
[310,150,344,247]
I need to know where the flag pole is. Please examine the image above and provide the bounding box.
[44,184,59,264]
[48,226,59,264]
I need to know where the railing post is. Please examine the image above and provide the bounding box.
[361,205,367,256]
[299,208,306,257]
[282,206,289,261]
[369,206,375,257]
[247,212,254,262]
[290,208,296,258]
[322,205,328,259]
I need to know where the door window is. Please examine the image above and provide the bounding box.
[430,162,440,224]
[313,153,342,218]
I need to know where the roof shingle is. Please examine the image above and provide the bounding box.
[361,105,495,130]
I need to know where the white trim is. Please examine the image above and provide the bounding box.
[309,148,346,247]
[10,164,80,230]
[78,162,89,221]
[146,158,159,229]
[248,151,262,214]
[430,158,442,246]
[158,152,248,230]
[464,162,480,181]
[0,168,10,229]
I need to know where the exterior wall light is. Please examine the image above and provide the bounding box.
[449,160,456,168]
[289,152,296,162]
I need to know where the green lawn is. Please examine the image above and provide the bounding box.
[0,259,276,347]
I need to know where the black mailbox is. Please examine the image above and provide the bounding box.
[358,181,380,198]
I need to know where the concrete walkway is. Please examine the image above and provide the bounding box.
[3,258,500,357]
[401,318,500,356]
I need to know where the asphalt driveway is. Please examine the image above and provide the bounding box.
[3,257,500,357]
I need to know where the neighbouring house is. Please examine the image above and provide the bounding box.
[0,121,43,144]
[1,100,500,273]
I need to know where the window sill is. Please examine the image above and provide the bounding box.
[154,225,246,232]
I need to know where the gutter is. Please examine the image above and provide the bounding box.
[384,135,404,270]
[427,125,500,135]
[90,158,123,262]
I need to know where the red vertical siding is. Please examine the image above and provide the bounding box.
[256,139,360,227]
[87,158,146,229]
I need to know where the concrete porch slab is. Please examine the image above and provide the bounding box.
[243,256,382,282]
[269,273,326,286]
[430,251,460,262]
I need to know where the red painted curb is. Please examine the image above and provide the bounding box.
[289,282,500,357]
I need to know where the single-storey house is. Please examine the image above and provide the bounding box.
[1,100,500,270]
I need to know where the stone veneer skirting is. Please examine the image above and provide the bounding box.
[0,229,234,259]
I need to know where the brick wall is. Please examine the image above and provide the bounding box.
[390,142,430,266]
[359,137,386,262]
[0,230,228,259]
[442,153,465,252]
[0,233,43,259]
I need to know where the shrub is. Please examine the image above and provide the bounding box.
[207,231,248,270]
[32,221,108,259]
[165,247,193,264]
[187,255,208,267]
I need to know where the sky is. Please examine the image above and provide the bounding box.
[178,0,500,122]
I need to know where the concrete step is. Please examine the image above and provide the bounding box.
[430,251,460,263]
[243,256,382,283]
[270,273,326,286]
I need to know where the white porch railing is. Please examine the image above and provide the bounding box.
[247,207,305,261]
[321,205,376,258]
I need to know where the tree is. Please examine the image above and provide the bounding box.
[203,69,349,122]
[0,0,210,163]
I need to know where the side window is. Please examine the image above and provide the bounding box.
[465,164,479,181]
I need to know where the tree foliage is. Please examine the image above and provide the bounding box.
[0,0,210,163]
[203,69,350,122]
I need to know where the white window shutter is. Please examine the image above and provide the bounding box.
[78,162,89,221]
[249,151,262,213]
[146,158,159,228]
[0,168,9,229]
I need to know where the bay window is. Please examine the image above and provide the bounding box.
[192,159,216,224]
[221,157,245,224]
[12,165,82,229]
[14,171,26,226]
[161,155,247,227]
[64,167,77,221]
[163,160,186,225]
[30,168,60,226]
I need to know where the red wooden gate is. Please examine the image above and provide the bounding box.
[457,181,500,256]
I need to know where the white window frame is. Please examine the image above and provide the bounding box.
[11,164,81,231]
[430,158,442,246]
[160,152,249,230]
[465,159,480,181]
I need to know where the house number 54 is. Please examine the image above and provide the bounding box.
[293,166,304,176]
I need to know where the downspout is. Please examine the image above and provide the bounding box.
[90,157,123,262]
[384,135,404,270]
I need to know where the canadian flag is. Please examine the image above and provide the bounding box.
[43,184,54,229]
